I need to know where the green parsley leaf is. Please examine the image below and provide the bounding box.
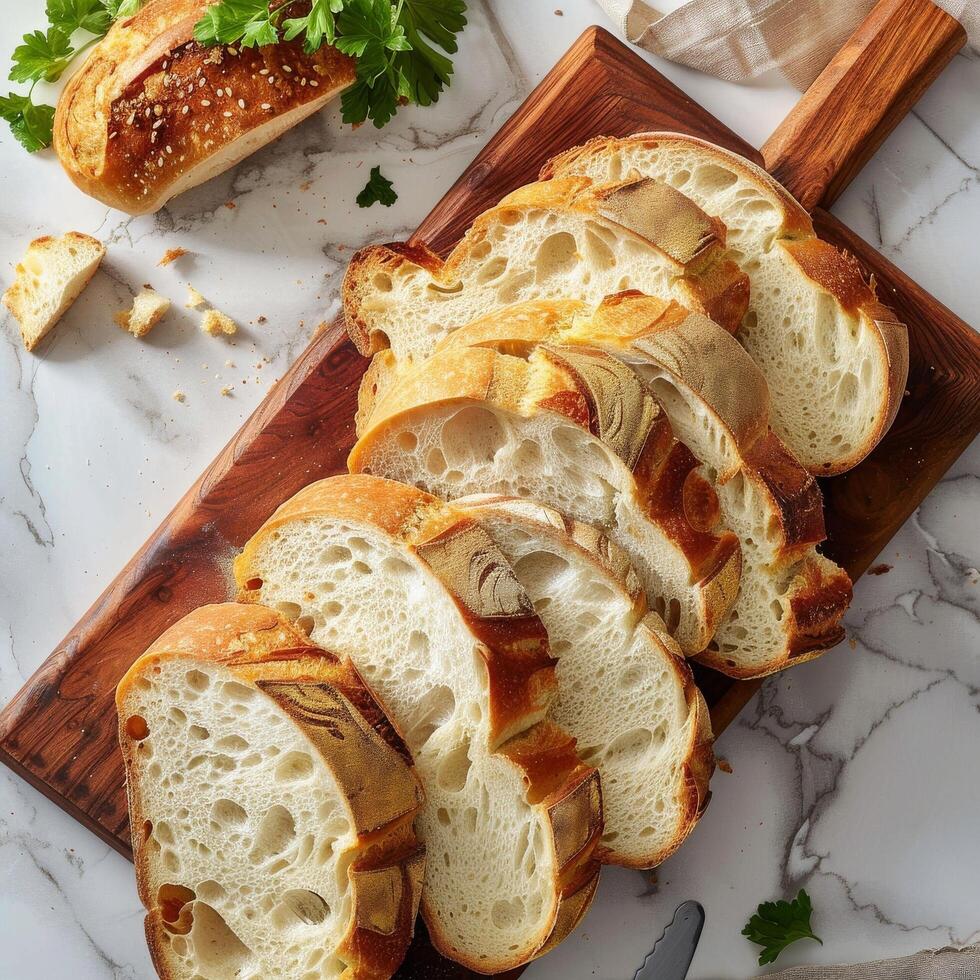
[46,0,112,37]
[0,92,56,151]
[356,165,396,207]
[742,889,823,966]
[9,29,74,84]
[101,0,143,19]
[193,0,279,48]
[283,0,344,53]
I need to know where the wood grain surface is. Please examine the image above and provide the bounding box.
[1,18,979,980]
[762,0,965,210]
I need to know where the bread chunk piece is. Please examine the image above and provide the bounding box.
[349,344,742,656]
[234,477,602,973]
[343,174,749,363]
[116,602,425,980]
[3,232,105,351]
[542,133,908,473]
[384,294,852,677]
[456,493,714,867]
[115,286,171,337]
[201,308,237,336]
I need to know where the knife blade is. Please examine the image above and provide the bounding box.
[632,900,705,980]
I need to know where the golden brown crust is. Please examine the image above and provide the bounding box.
[54,0,355,213]
[117,602,425,980]
[540,131,815,241]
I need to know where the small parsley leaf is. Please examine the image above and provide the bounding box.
[9,29,74,84]
[0,92,56,151]
[101,0,143,19]
[742,889,822,966]
[356,165,396,208]
[46,0,112,37]
[193,0,279,48]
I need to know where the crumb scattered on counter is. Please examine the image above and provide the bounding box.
[172,390,186,402]
[201,308,238,336]
[256,314,267,324]
[158,247,189,266]
[868,563,893,575]
[848,638,858,650]
[224,201,236,209]
[220,385,233,397]
[555,8,563,14]
[115,287,171,338]
[716,758,733,774]
[185,284,207,309]
[225,359,235,368]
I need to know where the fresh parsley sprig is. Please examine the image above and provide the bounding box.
[3,0,142,152]
[193,0,467,129]
[356,165,396,207]
[742,888,823,966]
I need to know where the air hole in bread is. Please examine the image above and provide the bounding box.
[477,256,509,284]
[211,798,248,829]
[270,889,330,929]
[249,805,296,863]
[436,740,472,793]
[372,273,393,292]
[396,430,418,452]
[185,669,210,693]
[185,902,255,978]
[533,232,578,283]
[691,163,738,194]
[275,751,314,784]
[126,714,149,740]
[668,169,690,188]
[491,896,525,930]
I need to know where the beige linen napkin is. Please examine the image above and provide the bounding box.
[597,0,979,89]
[762,945,980,979]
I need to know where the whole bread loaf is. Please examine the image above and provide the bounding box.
[54,0,354,213]
[116,602,425,980]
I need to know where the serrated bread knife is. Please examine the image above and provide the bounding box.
[632,900,705,980]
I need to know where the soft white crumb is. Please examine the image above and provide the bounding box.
[172,390,186,402]
[185,284,207,309]
[200,308,238,337]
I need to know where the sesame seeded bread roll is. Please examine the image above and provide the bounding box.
[54,0,355,214]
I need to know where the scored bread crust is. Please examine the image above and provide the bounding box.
[342,173,749,359]
[456,493,714,867]
[541,132,909,475]
[349,344,742,655]
[117,602,426,980]
[233,476,603,973]
[54,0,355,214]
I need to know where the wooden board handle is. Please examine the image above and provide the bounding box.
[762,0,965,210]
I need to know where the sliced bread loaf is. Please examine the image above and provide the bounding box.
[542,133,909,474]
[348,345,741,655]
[405,294,851,676]
[455,493,713,867]
[116,602,425,980]
[343,174,749,363]
[233,477,602,973]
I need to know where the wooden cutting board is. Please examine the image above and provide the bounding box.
[1,2,976,977]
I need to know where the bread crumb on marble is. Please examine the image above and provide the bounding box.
[158,247,189,266]
[185,284,207,309]
[172,390,186,402]
[115,286,170,338]
[200,308,238,336]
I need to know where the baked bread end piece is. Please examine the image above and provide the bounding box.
[117,602,425,980]
[3,232,105,350]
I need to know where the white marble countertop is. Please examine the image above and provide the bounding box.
[1,2,978,978]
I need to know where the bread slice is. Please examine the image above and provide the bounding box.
[542,133,909,474]
[348,344,741,656]
[2,232,105,351]
[343,174,749,363]
[393,293,851,677]
[115,286,171,338]
[116,602,426,980]
[233,476,602,973]
[455,493,713,866]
